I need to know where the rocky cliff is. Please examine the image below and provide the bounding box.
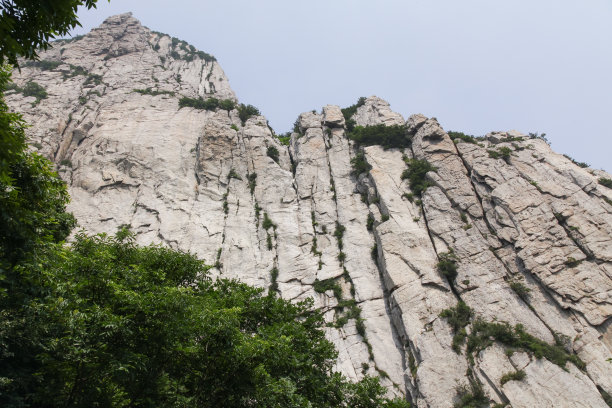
[6,13,612,408]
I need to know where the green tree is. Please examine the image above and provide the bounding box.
[2,227,410,407]
[0,0,104,66]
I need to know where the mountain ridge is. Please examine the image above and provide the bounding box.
[6,13,612,408]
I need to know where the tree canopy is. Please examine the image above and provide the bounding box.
[0,0,102,66]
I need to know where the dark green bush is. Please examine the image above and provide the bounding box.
[237,103,260,125]
[454,377,489,408]
[448,131,478,144]
[269,267,279,292]
[248,172,257,194]
[267,145,279,164]
[350,152,372,176]
[466,320,585,370]
[84,73,103,86]
[313,278,342,299]
[196,51,216,62]
[24,59,62,70]
[500,370,526,386]
[488,146,512,161]
[348,124,411,149]
[227,168,241,180]
[276,132,291,146]
[178,96,220,110]
[437,250,458,283]
[528,132,549,144]
[262,212,276,230]
[371,244,378,266]
[599,178,612,189]
[21,81,47,101]
[366,213,375,231]
[440,301,473,353]
[401,158,437,197]
[509,281,531,302]
[333,222,346,250]
[218,99,235,111]
[563,154,589,168]
[341,97,366,131]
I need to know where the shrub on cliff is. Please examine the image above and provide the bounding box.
[348,124,411,149]
[401,158,437,197]
[237,103,261,125]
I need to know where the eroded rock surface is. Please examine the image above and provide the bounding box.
[7,13,612,408]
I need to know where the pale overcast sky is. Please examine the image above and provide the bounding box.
[71,0,612,172]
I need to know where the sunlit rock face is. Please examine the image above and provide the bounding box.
[7,13,612,408]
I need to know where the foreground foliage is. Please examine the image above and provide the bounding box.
[2,231,410,407]
[0,0,101,66]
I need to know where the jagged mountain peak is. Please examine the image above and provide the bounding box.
[5,14,612,408]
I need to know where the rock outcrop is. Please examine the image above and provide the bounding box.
[6,13,612,408]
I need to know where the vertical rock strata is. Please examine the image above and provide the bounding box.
[6,13,612,408]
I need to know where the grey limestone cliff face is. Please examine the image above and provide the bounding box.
[6,13,612,408]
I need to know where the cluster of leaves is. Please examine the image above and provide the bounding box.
[509,280,531,303]
[178,96,235,111]
[84,73,103,86]
[275,132,291,146]
[4,230,411,407]
[313,278,342,299]
[437,250,459,283]
[528,132,549,144]
[227,168,241,180]
[401,157,437,197]
[350,152,372,176]
[262,212,276,230]
[237,103,260,125]
[454,377,489,408]
[6,80,48,105]
[447,131,478,144]
[488,146,512,162]
[267,145,280,164]
[563,154,589,168]
[348,124,411,149]
[340,96,366,131]
[366,213,375,231]
[466,320,585,370]
[62,63,88,79]
[0,69,75,265]
[0,0,101,66]
[500,370,526,386]
[269,266,279,292]
[169,37,216,63]
[599,178,612,189]
[22,59,62,71]
[248,172,257,194]
[440,301,473,353]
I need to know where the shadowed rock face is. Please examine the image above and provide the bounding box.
[7,13,612,408]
